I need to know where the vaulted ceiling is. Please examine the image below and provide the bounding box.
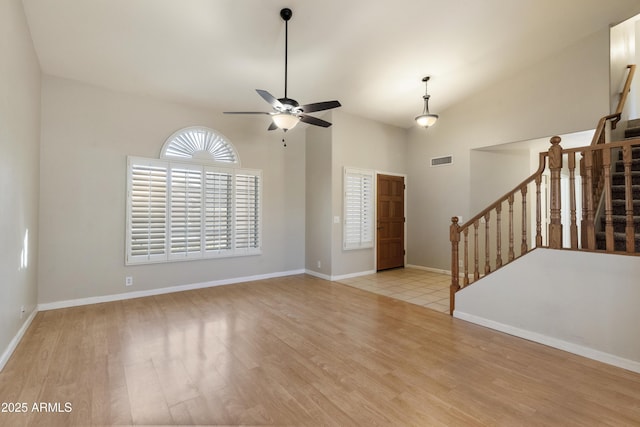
[21,0,640,128]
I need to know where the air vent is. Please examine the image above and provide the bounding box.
[431,155,453,167]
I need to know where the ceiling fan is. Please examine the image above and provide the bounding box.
[224,8,341,132]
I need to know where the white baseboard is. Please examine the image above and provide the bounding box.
[304,269,377,282]
[454,310,640,374]
[0,308,38,372]
[406,264,451,275]
[330,269,376,281]
[304,269,332,281]
[38,269,306,312]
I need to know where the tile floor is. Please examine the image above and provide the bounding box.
[336,267,451,313]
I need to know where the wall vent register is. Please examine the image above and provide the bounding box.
[431,155,453,167]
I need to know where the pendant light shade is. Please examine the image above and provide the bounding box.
[415,76,438,128]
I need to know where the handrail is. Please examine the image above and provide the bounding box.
[455,152,548,230]
[615,64,636,116]
[590,113,621,146]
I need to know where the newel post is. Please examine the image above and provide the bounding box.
[548,136,563,249]
[450,216,460,315]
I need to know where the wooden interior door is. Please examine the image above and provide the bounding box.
[377,174,405,271]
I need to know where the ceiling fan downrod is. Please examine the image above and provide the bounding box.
[280,8,292,100]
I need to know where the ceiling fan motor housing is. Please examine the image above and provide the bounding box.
[278,97,299,110]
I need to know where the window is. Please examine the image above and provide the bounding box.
[126,127,260,265]
[161,126,238,164]
[343,167,374,250]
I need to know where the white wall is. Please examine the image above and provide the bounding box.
[331,110,408,277]
[38,76,305,305]
[305,120,333,276]
[304,110,408,278]
[470,148,530,212]
[610,14,639,119]
[407,28,612,271]
[0,0,41,366]
[455,249,640,373]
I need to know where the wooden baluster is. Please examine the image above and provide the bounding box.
[568,152,578,249]
[449,217,460,315]
[593,140,605,210]
[474,220,480,281]
[548,136,563,249]
[496,204,502,268]
[535,174,542,247]
[521,186,528,255]
[603,148,614,251]
[583,150,596,249]
[508,194,515,261]
[484,212,491,275]
[580,154,587,248]
[623,145,635,253]
[463,228,470,286]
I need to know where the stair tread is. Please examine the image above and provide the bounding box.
[596,231,640,239]
[625,126,640,138]
[611,184,640,188]
[609,215,640,221]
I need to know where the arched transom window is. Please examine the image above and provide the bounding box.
[161,126,239,165]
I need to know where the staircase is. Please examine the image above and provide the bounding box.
[449,64,638,315]
[596,118,640,251]
[596,138,640,251]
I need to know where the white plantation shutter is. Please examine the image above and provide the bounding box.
[161,127,238,164]
[344,168,374,250]
[169,164,203,259]
[235,172,261,252]
[204,169,233,253]
[127,159,168,263]
[126,157,262,265]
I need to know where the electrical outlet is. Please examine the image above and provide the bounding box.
[20,305,25,319]
[317,260,321,269]
[125,276,133,287]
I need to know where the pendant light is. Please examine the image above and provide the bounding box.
[415,76,438,128]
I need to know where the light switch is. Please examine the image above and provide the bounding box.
[334,216,341,224]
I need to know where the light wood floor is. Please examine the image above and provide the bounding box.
[1,274,640,426]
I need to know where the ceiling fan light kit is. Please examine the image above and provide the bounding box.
[224,8,341,133]
[272,112,299,131]
[415,76,438,128]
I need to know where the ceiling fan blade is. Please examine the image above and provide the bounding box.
[299,100,341,113]
[299,114,332,128]
[256,89,284,109]
[224,111,271,115]
[268,122,278,131]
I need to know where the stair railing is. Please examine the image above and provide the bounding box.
[450,65,637,314]
[450,136,640,314]
[449,143,551,314]
[582,64,636,248]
